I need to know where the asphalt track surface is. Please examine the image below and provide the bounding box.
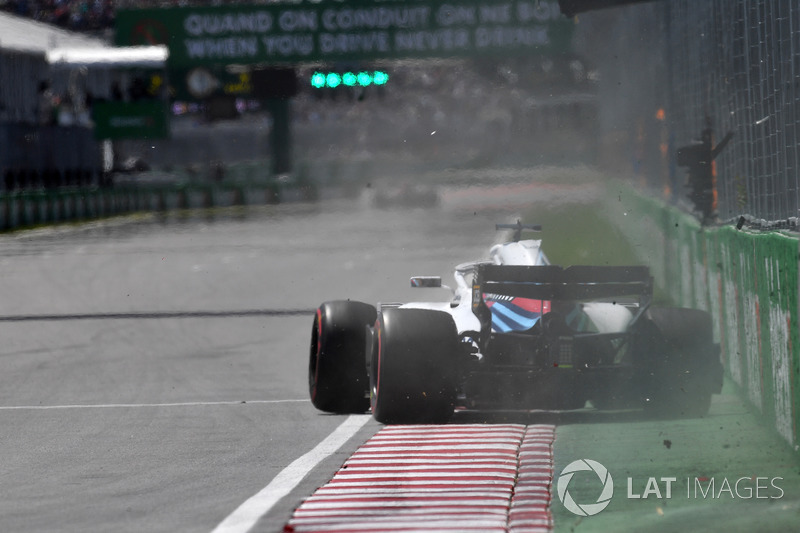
[2,184,798,532]
[0,191,520,533]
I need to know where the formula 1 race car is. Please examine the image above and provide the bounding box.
[308,222,723,424]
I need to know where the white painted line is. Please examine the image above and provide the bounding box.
[211,414,370,533]
[0,399,308,411]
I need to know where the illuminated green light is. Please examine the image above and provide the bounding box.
[326,73,342,88]
[373,71,389,85]
[310,70,389,90]
[310,72,326,89]
[342,72,357,86]
[357,72,372,87]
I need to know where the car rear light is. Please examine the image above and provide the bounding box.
[553,337,573,368]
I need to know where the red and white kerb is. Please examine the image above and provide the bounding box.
[284,424,555,533]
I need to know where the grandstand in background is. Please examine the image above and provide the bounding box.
[0,11,111,189]
[1,2,600,190]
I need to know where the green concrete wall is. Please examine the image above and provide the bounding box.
[606,183,800,451]
[0,180,311,232]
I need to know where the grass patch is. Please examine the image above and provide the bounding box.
[521,201,670,304]
[523,202,643,267]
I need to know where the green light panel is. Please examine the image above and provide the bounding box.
[310,71,389,88]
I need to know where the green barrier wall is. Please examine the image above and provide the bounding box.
[0,180,316,232]
[606,183,800,451]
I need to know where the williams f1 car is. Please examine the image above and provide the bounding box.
[308,222,723,423]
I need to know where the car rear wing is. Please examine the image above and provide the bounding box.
[474,265,653,302]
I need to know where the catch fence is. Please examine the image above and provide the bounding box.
[580,0,800,224]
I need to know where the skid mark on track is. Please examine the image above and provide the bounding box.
[0,309,314,322]
[284,424,555,532]
[0,399,308,411]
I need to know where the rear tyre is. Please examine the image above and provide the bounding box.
[637,307,722,417]
[370,308,459,424]
[309,300,376,414]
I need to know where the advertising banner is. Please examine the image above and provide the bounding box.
[115,0,573,67]
[92,101,169,140]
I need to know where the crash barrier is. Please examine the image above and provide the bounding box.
[0,180,317,232]
[0,152,373,232]
[0,124,103,187]
[605,182,800,452]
